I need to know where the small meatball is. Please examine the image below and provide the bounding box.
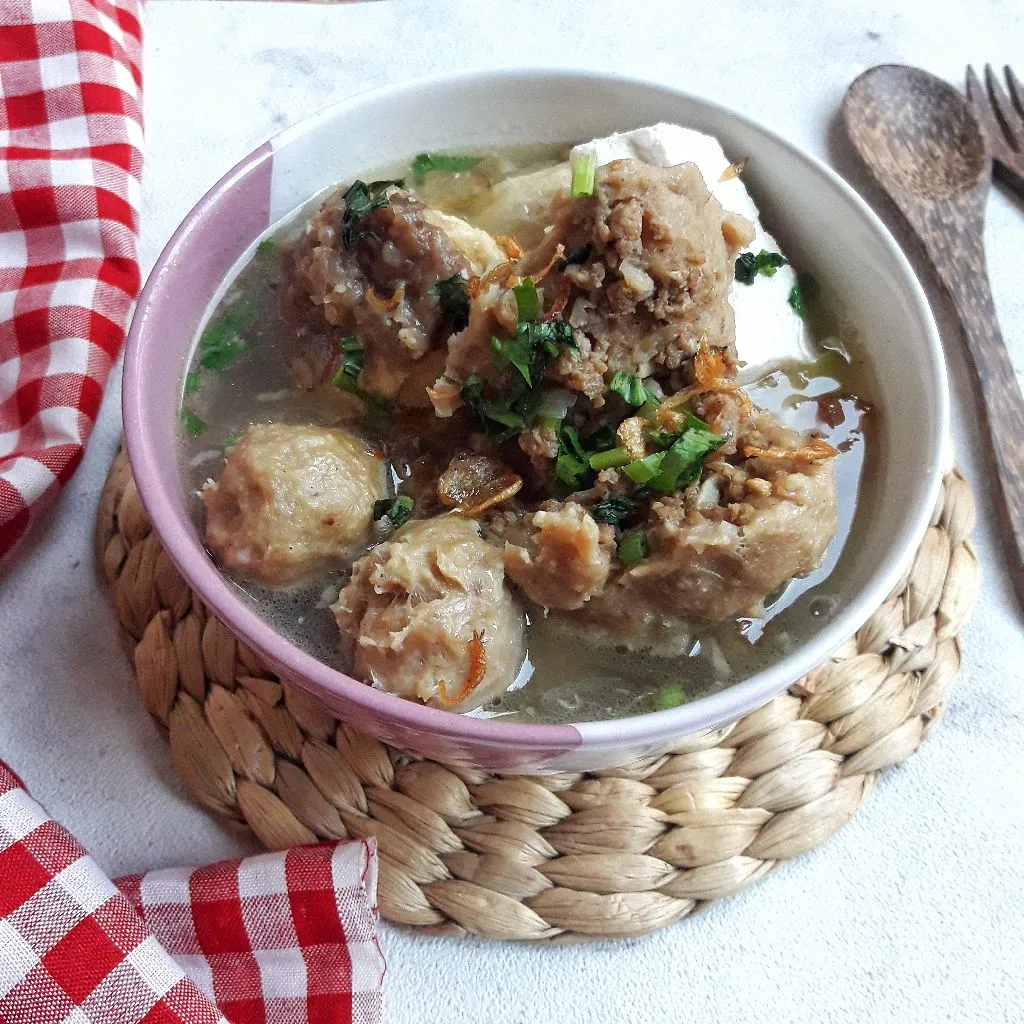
[203,423,386,587]
[332,517,525,711]
[504,502,615,610]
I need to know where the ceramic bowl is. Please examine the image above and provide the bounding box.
[123,69,948,771]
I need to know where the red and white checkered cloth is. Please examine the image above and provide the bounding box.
[0,0,143,559]
[0,761,386,1024]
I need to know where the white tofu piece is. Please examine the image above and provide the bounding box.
[572,123,816,381]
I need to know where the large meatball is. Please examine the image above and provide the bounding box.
[518,159,755,404]
[203,423,386,587]
[332,516,525,711]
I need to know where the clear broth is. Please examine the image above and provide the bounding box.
[179,144,879,724]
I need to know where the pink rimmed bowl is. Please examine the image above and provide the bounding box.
[123,69,948,772]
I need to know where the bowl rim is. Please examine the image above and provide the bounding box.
[123,66,949,752]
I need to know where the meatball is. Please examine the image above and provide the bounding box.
[518,159,755,404]
[203,423,386,587]
[332,517,525,711]
[577,407,839,648]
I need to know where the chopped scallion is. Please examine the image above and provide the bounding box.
[588,447,632,471]
[410,152,482,185]
[570,153,597,199]
[656,682,688,709]
[373,495,414,528]
[183,371,201,394]
[618,528,649,565]
[623,452,667,484]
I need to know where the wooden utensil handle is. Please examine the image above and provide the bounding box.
[937,254,1024,605]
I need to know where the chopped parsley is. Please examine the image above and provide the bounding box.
[618,528,649,565]
[429,273,471,333]
[373,495,414,528]
[555,426,591,489]
[609,372,660,408]
[512,277,540,322]
[788,272,819,319]
[570,153,597,198]
[183,371,201,394]
[256,237,277,257]
[197,301,257,373]
[590,496,635,526]
[340,179,401,249]
[561,243,593,268]
[491,334,535,385]
[179,408,206,437]
[656,682,688,710]
[735,249,788,284]
[410,152,482,185]
[330,336,388,423]
[647,427,725,491]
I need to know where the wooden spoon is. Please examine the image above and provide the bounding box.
[843,63,1024,611]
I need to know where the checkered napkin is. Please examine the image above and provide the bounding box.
[0,0,143,559]
[0,761,386,1024]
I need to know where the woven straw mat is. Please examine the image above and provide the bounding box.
[95,450,980,942]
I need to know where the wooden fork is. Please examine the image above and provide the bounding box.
[966,64,1024,199]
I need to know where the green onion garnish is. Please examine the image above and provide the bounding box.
[330,336,388,423]
[618,528,649,565]
[179,408,206,437]
[735,249,787,285]
[373,495,414,528]
[512,277,540,322]
[588,447,632,471]
[570,153,597,199]
[656,682,688,709]
[256,237,277,257]
[183,371,201,395]
[623,452,667,485]
[410,152,482,185]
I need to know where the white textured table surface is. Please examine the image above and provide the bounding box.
[3,2,1024,1022]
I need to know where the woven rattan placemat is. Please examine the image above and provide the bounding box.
[95,450,979,941]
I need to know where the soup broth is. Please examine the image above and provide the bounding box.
[179,142,877,724]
